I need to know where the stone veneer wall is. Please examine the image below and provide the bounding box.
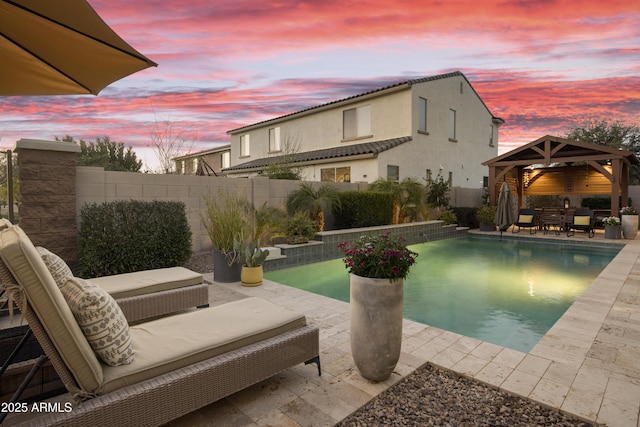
[14,139,80,268]
[263,221,468,272]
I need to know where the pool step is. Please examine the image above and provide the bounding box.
[263,246,286,260]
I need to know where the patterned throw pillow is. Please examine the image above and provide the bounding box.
[37,247,73,288]
[61,277,135,366]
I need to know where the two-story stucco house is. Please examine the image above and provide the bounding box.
[173,144,231,176]
[225,71,504,187]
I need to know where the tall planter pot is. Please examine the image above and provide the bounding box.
[212,249,242,283]
[622,215,638,239]
[350,274,403,382]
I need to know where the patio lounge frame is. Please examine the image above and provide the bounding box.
[0,222,320,426]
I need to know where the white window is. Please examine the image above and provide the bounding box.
[343,105,371,140]
[240,134,250,157]
[387,165,399,181]
[321,167,351,183]
[221,151,230,168]
[489,124,494,146]
[269,127,281,152]
[418,97,427,133]
[449,109,457,141]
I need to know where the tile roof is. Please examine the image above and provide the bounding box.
[224,136,412,172]
[227,71,470,134]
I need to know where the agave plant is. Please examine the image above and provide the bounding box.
[233,238,270,267]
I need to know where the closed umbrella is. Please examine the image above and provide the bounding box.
[494,182,514,238]
[0,0,156,96]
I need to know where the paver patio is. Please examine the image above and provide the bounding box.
[1,228,637,426]
[167,229,640,427]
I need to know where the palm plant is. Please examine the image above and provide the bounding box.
[372,177,425,224]
[286,182,341,231]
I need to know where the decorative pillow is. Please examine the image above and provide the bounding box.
[60,277,135,366]
[518,214,533,223]
[37,247,73,289]
[574,216,591,226]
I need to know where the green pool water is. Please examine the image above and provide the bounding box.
[265,236,620,352]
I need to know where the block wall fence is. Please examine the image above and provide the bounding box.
[14,139,484,267]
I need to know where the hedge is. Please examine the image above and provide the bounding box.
[333,191,393,229]
[78,200,192,277]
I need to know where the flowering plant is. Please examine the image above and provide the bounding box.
[602,216,621,226]
[338,231,418,280]
[620,206,638,215]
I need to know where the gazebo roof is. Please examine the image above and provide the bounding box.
[482,135,638,216]
[483,135,639,167]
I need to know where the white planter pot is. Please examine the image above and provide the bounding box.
[350,274,403,382]
[622,215,638,239]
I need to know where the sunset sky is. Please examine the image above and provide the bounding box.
[1,0,639,171]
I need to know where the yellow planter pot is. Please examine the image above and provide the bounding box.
[241,265,263,287]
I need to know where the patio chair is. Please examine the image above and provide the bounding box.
[0,222,320,426]
[567,209,595,238]
[512,208,538,234]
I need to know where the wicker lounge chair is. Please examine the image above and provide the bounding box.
[0,222,320,427]
[566,209,595,238]
[90,267,208,323]
[512,208,538,234]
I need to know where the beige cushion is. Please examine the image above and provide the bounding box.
[0,225,103,393]
[573,215,591,226]
[99,297,307,394]
[91,267,204,299]
[37,247,73,288]
[61,277,135,367]
[518,214,533,223]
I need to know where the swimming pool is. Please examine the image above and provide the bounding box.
[265,236,621,352]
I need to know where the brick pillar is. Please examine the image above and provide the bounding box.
[15,139,80,270]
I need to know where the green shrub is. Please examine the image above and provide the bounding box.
[453,207,479,228]
[436,209,457,225]
[78,200,192,277]
[582,197,632,210]
[333,191,393,229]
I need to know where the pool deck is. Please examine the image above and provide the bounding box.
[166,228,640,427]
[2,228,638,426]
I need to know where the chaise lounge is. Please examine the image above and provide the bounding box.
[0,222,320,426]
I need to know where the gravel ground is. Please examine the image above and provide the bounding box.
[186,253,596,426]
[336,363,596,427]
[183,251,213,274]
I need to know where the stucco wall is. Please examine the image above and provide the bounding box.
[75,167,366,253]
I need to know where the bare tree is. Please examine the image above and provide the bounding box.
[149,112,194,174]
[264,131,304,180]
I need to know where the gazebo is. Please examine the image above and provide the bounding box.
[482,135,639,216]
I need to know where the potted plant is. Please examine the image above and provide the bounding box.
[284,211,316,244]
[234,238,270,287]
[602,216,622,239]
[200,190,250,282]
[338,231,418,381]
[620,206,638,239]
[477,205,497,231]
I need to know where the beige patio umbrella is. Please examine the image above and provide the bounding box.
[0,0,157,96]
[494,181,515,238]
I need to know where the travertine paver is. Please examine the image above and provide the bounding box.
[6,230,640,426]
[169,232,640,426]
